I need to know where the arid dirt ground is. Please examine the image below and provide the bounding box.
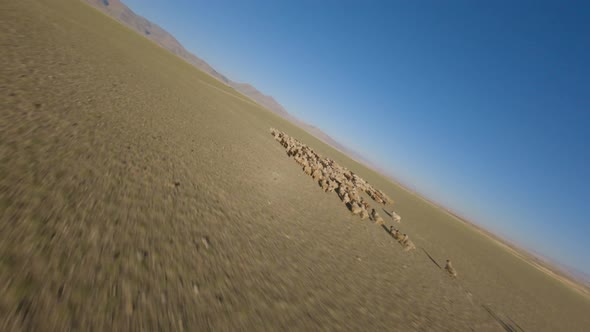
[1,0,590,331]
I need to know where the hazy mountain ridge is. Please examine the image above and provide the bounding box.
[228,82,290,117]
[84,0,230,84]
[82,0,362,161]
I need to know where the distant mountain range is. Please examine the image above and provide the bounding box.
[82,0,370,164]
[84,0,233,84]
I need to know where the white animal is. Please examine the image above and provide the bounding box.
[445,260,458,277]
[391,211,401,223]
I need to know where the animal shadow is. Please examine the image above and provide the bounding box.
[482,305,525,332]
[381,224,394,237]
[382,209,393,217]
[421,248,442,269]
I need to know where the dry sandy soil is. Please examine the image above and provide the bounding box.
[1,0,589,331]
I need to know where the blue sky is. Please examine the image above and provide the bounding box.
[124,0,590,276]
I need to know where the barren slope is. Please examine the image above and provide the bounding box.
[1,0,589,331]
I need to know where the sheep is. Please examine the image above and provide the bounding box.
[370,208,376,218]
[343,193,351,204]
[445,260,457,277]
[269,128,399,226]
[375,216,384,225]
[349,202,363,215]
[361,201,370,211]
[369,208,378,220]
[391,211,401,223]
[369,209,384,225]
[294,156,304,165]
[327,181,337,192]
[389,225,398,237]
[399,234,409,245]
[311,169,323,180]
[402,239,416,251]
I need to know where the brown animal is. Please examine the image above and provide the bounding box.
[445,260,457,277]
[343,193,351,204]
[350,202,363,215]
[370,209,377,219]
[360,209,369,220]
[399,234,409,245]
[312,168,322,180]
[370,209,384,224]
[270,128,400,224]
[389,226,399,238]
[390,211,401,223]
[402,239,416,251]
[375,216,384,225]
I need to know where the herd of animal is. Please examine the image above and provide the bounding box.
[388,226,416,251]
[270,128,416,251]
[269,128,463,277]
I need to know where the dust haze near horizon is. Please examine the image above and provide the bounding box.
[120,0,590,276]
